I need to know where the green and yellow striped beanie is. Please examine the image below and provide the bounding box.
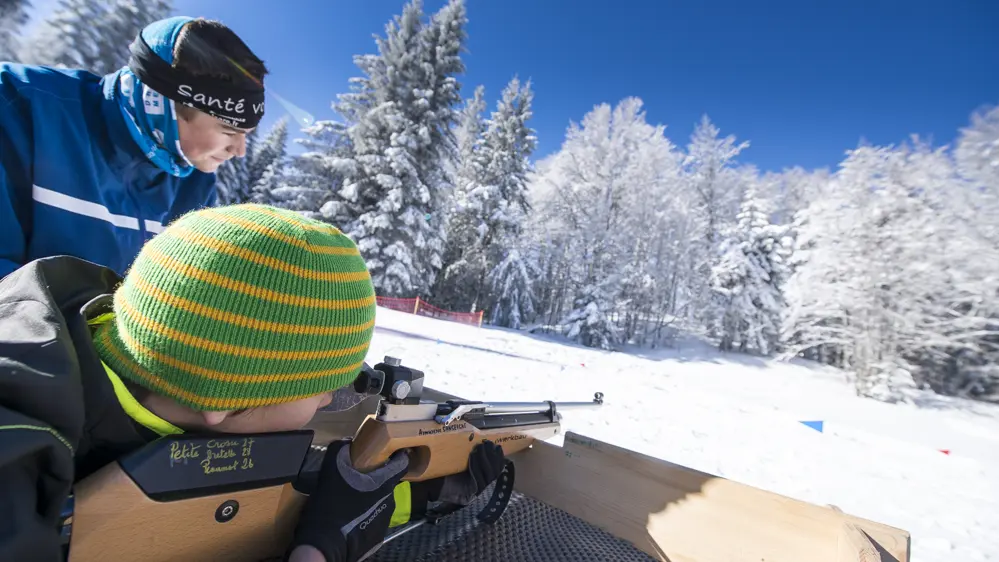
[93,204,377,411]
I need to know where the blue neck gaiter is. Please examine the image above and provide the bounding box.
[116,17,195,178]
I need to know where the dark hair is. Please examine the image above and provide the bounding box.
[172,19,267,89]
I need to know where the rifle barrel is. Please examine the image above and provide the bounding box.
[483,396,602,415]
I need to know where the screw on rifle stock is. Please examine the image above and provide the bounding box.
[215,500,239,523]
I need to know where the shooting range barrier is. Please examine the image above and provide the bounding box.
[314,391,913,562]
[376,296,484,327]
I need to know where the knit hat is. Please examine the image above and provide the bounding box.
[93,204,377,411]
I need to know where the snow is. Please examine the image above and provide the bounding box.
[368,306,999,562]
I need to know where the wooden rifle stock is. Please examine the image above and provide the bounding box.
[65,410,564,561]
[349,415,559,480]
[68,462,305,562]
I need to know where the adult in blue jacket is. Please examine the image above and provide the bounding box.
[0,16,267,278]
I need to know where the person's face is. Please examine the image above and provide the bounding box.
[209,391,335,433]
[176,108,253,173]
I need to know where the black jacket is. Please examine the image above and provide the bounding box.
[0,257,158,562]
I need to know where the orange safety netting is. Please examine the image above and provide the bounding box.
[375,296,484,327]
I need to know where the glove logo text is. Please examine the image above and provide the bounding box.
[359,501,389,530]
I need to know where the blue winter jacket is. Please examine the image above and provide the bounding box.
[0,63,217,278]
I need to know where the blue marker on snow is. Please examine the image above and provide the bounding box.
[800,420,824,433]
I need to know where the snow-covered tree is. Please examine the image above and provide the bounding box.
[215,130,256,205]
[275,120,352,221]
[453,84,486,192]
[710,186,790,355]
[435,85,487,310]
[564,280,619,350]
[783,141,999,401]
[325,0,467,296]
[685,115,750,248]
[758,167,831,226]
[248,118,288,193]
[955,104,999,248]
[469,78,536,244]
[533,98,679,348]
[488,242,541,329]
[436,77,536,312]
[956,104,999,193]
[248,118,289,204]
[216,117,289,205]
[21,0,171,76]
[683,116,752,332]
[0,0,31,61]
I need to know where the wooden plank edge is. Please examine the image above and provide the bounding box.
[511,431,911,562]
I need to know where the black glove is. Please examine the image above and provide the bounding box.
[423,440,506,506]
[291,439,409,562]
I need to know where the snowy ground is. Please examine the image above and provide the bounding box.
[368,307,999,562]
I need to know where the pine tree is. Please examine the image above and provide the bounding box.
[216,118,289,205]
[248,118,289,204]
[685,115,750,248]
[435,85,486,310]
[488,242,541,329]
[437,78,537,312]
[21,0,172,76]
[470,78,536,244]
[564,281,619,350]
[710,186,790,355]
[684,115,751,334]
[215,129,256,205]
[277,120,352,221]
[248,117,288,192]
[251,162,283,204]
[454,85,487,187]
[0,0,31,62]
[329,0,467,297]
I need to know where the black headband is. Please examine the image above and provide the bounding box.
[127,34,265,130]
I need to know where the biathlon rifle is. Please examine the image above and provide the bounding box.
[61,356,604,562]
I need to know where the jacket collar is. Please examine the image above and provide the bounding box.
[82,298,184,437]
[100,69,148,172]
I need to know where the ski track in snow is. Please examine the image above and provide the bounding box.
[369,308,999,562]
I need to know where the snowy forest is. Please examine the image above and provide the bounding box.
[3,0,998,404]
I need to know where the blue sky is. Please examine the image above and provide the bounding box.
[35,0,999,171]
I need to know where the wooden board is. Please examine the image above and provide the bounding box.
[511,431,910,562]
[69,461,306,562]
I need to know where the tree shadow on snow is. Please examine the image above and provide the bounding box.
[625,342,770,369]
[375,326,566,367]
[906,391,999,417]
[488,325,773,369]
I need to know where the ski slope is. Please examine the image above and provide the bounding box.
[369,307,999,562]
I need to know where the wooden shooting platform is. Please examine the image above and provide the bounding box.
[311,389,912,562]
